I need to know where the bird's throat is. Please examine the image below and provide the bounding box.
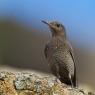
[51,30,66,39]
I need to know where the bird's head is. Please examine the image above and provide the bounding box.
[42,20,66,37]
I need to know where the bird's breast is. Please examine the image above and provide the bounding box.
[46,37,65,60]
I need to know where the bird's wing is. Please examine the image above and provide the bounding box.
[49,53,69,78]
[68,43,75,63]
[53,46,74,75]
[67,42,77,87]
[69,49,77,87]
[65,41,76,71]
[53,43,77,86]
[44,44,49,58]
[51,52,72,84]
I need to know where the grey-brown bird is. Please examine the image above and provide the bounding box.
[42,20,77,87]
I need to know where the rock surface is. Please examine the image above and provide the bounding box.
[0,71,94,95]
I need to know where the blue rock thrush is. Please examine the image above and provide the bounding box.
[42,20,77,87]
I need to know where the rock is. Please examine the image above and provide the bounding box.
[0,71,94,95]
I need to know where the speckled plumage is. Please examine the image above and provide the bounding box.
[42,21,77,87]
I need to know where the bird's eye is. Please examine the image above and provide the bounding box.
[56,24,60,27]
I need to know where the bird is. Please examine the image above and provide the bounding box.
[42,20,77,87]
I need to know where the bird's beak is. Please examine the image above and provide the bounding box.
[42,20,55,30]
[42,20,51,27]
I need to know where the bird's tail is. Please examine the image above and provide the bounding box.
[69,74,73,87]
[69,74,77,87]
[72,67,77,87]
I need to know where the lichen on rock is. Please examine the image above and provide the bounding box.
[0,71,94,95]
